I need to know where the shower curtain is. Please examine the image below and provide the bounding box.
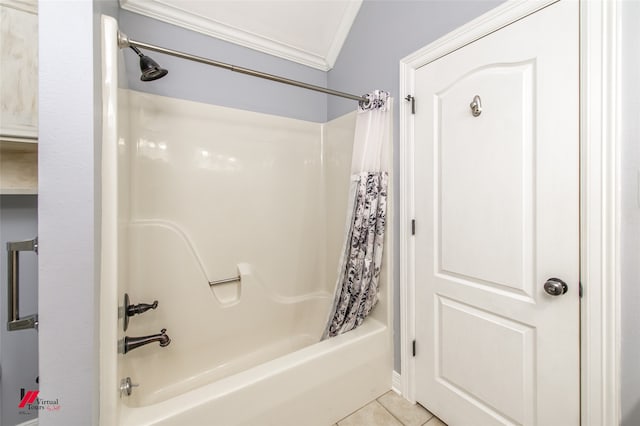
[323,90,392,339]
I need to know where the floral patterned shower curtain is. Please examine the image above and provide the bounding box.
[323,90,392,339]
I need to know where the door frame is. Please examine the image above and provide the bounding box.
[398,0,621,425]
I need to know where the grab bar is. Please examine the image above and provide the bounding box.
[7,238,38,331]
[209,275,240,286]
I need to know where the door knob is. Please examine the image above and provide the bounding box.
[544,278,568,296]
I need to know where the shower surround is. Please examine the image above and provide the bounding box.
[100,17,392,426]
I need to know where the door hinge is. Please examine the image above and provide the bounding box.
[579,281,583,298]
[412,340,416,357]
[405,95,415,114]
[411,219,416,235]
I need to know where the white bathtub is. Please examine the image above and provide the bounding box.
[119,319,389,426]
[100,16,392,426]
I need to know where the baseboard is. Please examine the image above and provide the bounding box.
[392,370,402,395]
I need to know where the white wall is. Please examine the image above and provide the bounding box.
[110,91,361,410]
[323,112,356,294]
[38,0,117,424]
[125,90,326,298]
[620,1,640,424]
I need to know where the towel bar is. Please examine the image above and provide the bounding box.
[209,276,240,286]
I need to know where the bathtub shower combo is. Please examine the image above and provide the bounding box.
[100,16,393,426]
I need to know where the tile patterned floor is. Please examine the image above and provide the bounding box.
[335,391,447,426]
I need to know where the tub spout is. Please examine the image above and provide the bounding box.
[121,328,171,354]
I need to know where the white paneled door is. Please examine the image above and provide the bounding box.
[413,2,579,425]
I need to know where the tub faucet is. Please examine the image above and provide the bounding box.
[120,328,171,354]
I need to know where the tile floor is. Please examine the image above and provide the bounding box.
[335,391,447,426]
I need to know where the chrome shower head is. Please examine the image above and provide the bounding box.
[130,46,168,82]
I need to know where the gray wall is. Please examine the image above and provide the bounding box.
[621,0,640,424]
[38,0,118,425]
[118,10,328,123]
[327,0,505,372]
[0,195,38,426]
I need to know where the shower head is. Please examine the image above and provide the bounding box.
[130,46,168,82]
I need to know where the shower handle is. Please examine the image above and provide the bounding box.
[126,299,158,317]
[122,293,158,331]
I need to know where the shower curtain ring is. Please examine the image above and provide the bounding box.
[358,94,371,110]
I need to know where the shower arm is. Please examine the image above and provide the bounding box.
[117,31,369,105]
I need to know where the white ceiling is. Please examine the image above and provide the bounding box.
[120,0,363,71]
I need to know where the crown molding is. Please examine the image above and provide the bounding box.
[325,0,362,69]
[120,0,361,71]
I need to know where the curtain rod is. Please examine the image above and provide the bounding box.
[118,32,368,104]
